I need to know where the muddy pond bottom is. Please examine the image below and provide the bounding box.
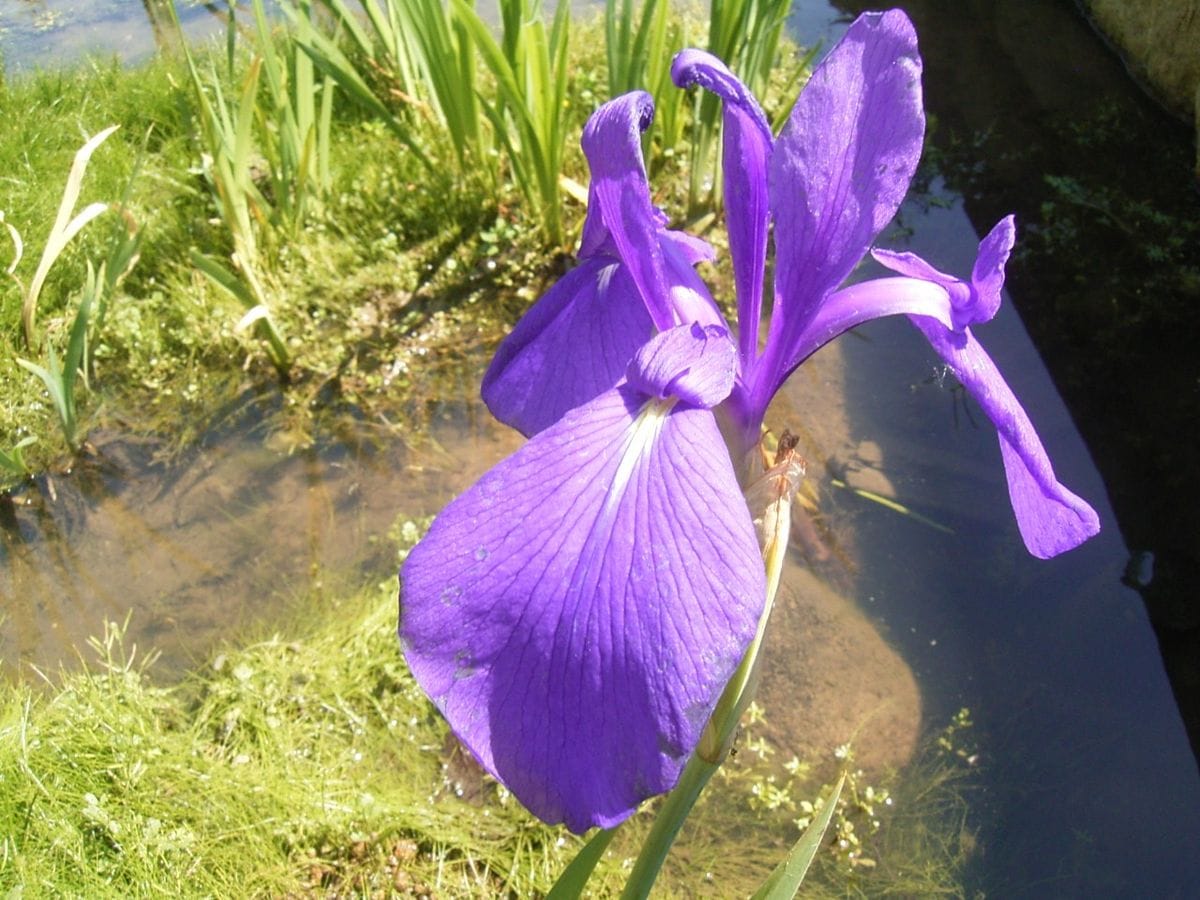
[0,388,523,679]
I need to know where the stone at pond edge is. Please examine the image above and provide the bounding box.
[1078,0,1200,179]
[757,560,922,777]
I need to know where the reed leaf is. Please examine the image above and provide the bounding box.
[455,0,571,245]
[0,437,36,478]
[19,125,119,348]
[189,250,291,379]
[751,774,846,899]
[284,0,479,170]
[16,262,100,451]
[545,826,619,900]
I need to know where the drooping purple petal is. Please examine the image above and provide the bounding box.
[752,218,1016,377]
[481,257,653,437]
[796,213,1095,554]
[671,50,774,365]
[580,92,676,331]
[760,10,925,404]
[400,328,764,832]
[909,317,1100,557]
[874,216,1015,329]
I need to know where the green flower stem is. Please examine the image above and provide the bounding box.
[546,824,620,900]
[618,750,720,900]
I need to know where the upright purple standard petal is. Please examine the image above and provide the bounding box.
[581,93,676,330]
[483,94,725,436]
[401,326,764,831]
[758,9,925,409]
[672,50,774,365]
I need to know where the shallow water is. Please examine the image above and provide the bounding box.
[0,370,525,677]
[3,0,1200,895]
[0,0,225,72]
[784,2,1200,892]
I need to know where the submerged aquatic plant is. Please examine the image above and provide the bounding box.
[398,6,1099,885]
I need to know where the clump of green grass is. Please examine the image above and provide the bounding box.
[0,575,634,896]
[0,52,493,474]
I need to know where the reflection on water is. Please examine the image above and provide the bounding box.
[0,0,212,73]
[793,0,1200,893]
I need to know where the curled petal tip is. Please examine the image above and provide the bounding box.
[1001,436,1101,559]
[627,322,737,408]
[582,90,655,146]
[670,49,772,142]
[873,215,1018,331]
[910,319,1100,559]
[970,215,1017,321]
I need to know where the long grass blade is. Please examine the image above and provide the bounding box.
[750,774,846,899]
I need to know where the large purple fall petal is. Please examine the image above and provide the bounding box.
[401,327,765,832]
[909,318,1100,557]
[760,10,925,405]
[482,257,653,436]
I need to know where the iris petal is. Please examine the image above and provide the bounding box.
[909,318,1100,557]
[401,350,763,831]
[482,257,653,437]
[483,95,726,437]
[763,10,925,398]
[580,92,676,330]
[626,322,737,408]
[874,216,1016,329]
[671,50,773,364]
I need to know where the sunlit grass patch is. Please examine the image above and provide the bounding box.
[0,577,632,896]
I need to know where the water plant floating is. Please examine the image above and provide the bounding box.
[399,5,1099,851]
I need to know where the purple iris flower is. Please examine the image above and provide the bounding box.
[400,10,1100,834]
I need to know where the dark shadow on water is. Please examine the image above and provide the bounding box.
[791,0,1200,894]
